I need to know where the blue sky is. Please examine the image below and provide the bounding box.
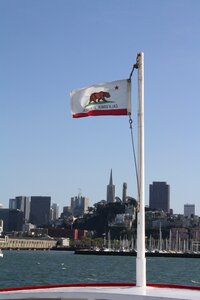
[1,0,200,215]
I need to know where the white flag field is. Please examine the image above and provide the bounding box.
[70,79,131,118]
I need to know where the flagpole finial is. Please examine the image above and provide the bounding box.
[136,52,143,68]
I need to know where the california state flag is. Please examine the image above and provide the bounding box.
[70,79,131,118]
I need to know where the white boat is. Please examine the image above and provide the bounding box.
[0,282,200,299]
[0,250,3,258]
[0,53,199,300]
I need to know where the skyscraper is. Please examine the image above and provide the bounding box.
[70,194,89,217]
[107,169,115,203]
[122,182,128,203]
[0,208,23,232]
[9,199,16,209]
[30,196,51,226]
[16,196,30,223]
[51,203,59,221]
[184,204,195,218]
[9,196,30,223]
[81,197,89,214]
[149,181,170,213]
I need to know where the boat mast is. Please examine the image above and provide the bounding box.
[136,52,146,287]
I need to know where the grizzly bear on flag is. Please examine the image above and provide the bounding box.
[89,91,110,103]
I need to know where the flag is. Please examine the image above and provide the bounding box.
[70,79,131,118]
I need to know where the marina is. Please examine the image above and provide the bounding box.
[74,249,200,258]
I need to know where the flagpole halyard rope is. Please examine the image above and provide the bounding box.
[128,62,140,205]
[129,63,138,80]
[128,113,140,205]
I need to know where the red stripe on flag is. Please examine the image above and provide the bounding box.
[73,109,128,118]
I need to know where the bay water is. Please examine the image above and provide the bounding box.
[0,250,199,288]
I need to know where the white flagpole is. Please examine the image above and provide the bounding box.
[136,52,146,287]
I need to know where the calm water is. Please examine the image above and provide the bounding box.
[0,250,200,288]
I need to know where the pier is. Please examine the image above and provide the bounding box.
[74,249,200,258]
[0,236,57,250]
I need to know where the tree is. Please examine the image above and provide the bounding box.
[73,201,126,236]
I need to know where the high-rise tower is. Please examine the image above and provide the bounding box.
[107,169,115,203]
[149,181,170,213]
[9,196,30,223]
[122,182,128,203]
[51,203,59,221]
[30,196,51,226]
[70,192,89,217]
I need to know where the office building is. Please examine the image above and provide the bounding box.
[30,196,51,227]
[9,199,15,209]
[60,206,71,219]
[9,196,30,223]
[71,194,89,217]
[184,204,195,218]
[0,208,23,232]
[81,197,89,214]
[149,181,170,213]
[107,169,115,203]
[51,203,59,221]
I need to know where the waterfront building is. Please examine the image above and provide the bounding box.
[122,182,128,203]
[0,235,56,250]
[184,204,195,218]
[30,196,51,227]
[149,181,170,213]
[107,169,115,203]
[190,228,200,239]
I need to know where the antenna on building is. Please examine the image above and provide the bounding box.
[109,169,113,185]
[78,188,82,199]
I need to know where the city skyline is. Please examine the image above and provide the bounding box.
[1,175,198,217]
[1,1,200,215]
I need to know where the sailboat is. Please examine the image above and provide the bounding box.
[0,53,199,299]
